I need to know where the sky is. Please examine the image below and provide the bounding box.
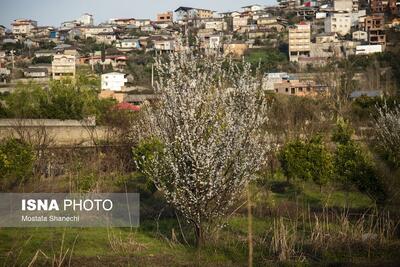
[0,0,277,28]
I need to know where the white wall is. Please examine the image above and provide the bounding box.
[101,73,127,91]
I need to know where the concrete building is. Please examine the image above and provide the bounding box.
[115,39,140,50]
[110,18,136,26]
[154,39,175,51]
[94,32,116,44]
[101,72,127,91]
[288,22,311,62]
[157,11,173,22]
[79,13,94,26]
[233,16,250,31]
[11,19,37,36]
[352,30,368,42]
[241,5,263,12]
[334,0,353,12]
[355,44,382,55]
[365,15,386,48]
[204,19,227,31]
[52,55,76,80]
[175,6,214,22]
[24,67,48,78]
[370,0,385,13]
[324,12,352,36]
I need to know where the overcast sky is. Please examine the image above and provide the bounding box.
[0,0,277,28]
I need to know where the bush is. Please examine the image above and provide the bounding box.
[279,135,333,186]
[0,138,35,190]
[332,120,386,203]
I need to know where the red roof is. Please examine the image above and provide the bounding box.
[114,102,141,111]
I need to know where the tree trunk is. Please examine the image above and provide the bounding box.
[194,223,204,248]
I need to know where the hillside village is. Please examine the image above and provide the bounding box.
[0,0,399,106]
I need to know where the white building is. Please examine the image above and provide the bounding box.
[289,22,311,62]
[334,0,353,12]
[325,13,352,36]
[101,72,127,91]
[352,30,368,42]
[355,44,382,55]
[52,54,76,80]
[11,19,37,36]
[79,13,94,26]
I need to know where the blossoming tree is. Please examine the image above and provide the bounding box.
[138,50,271,246]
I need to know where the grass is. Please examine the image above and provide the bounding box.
[0,176,398,266]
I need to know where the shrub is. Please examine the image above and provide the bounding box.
[0,138,35,189]
[279,136,333,186]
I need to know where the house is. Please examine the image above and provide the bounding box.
[110,18,136,26]
[115,39,141,51]
[154,39,175,51]
[101,72,127,91]
[242,5,263,12]
[175,7,215,22]
[352,30,368,42]
[60,20,79,30]
[95,32,117,44]
[157,12,173,22]
[140,25,155,32]
[223,41,248,57]
[263,72,290,91]
[24,67,48,78]
[135,19,151,27]
[257,17,278,26]
[11,19,37,36]
[355,44,382,55]
[315,33,338,43]
[204,20,227,31]
[0,25,6,36]
[79,13,94,26]
[35,50,55,58]
[289,22,311,62]
[233,16,250,31]
[334,0,353,12]
[273,75,325,97]
[325,13,352,36]
[52,54,76,80]
[80,26,115,38]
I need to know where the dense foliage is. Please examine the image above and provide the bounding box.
[0,138,35,190]
[1,78,115,120]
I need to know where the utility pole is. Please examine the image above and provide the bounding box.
[10,50,15,70]
[151,63,154,88]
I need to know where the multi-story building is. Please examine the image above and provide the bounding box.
[52,55,76,80]
[288,22,311,62]
[157,11,173,22]
[324,12,352,36]
[11,19,37,36]
[101,72,127,91]
[370,0,384,13]
[174,6,214,22]
[365,15,386,48]
[79,13,93,26]
[388,0,399,15]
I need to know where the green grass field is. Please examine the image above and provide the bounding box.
[1,175,399,266]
